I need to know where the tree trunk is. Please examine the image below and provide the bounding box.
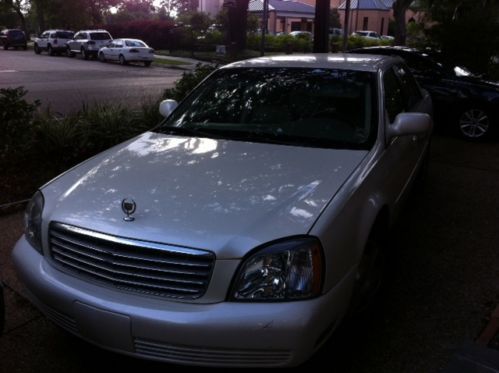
[313,0,330,53]
[4,0,27,32]
[393,0,412,45]
[226,0,249,53]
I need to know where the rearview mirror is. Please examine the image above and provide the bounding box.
[159,99,178,118]
[387,113,432,141]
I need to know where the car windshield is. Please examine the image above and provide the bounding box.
[125,40,147,47]
[56,31,74,38]
[90,32,111,40]
[157,68,377,150]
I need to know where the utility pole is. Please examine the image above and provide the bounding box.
[313,0,330,53]
[342,0,351,51]
[260,0,269,56]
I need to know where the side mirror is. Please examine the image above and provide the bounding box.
[387,112,432,141]
[159,99,178,118]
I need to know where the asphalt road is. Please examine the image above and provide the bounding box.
[0,49,184,113]
[1,135,499,372]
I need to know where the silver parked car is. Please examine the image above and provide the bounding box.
[13,54,432,367]
[98,38,154,67]
[66,29,112,59]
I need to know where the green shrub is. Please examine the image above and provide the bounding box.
[163,63,217,101]
[0,87,39,163]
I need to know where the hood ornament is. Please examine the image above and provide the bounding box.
[121,198,136,221]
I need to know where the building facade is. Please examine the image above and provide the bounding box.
[249,0,316,34]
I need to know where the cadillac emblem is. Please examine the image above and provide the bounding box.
[121,198,136,221]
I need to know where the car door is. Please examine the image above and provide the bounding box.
[380,65,428,208]
[39,31,49,49]
[111,40,123,60]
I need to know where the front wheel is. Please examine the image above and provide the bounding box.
[144,61,152,67]
[67,47,75,57]
[119,54,127,65]
[82,48,89,60]
[458,107,492,140]
[3,44,8,50]
[349,233,386,314]
[34,44,41,54]
[98,52,106,62]
[48,45,54,56]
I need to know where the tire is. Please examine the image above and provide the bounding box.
[48,45,55,56]
[3,44,8,50]
[458,107,492,140]
[349,230,386,314]
[144,61,152,67]
[98,52,106,62]
[67,46,75,58]
[23,45,27,50]
[34,44,41,54]
[82,47,89,60]
[119,54,127,65]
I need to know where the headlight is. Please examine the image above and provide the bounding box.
[24,191,44,254]
[230,237,324,301]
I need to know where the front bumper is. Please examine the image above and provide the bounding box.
[13,236,355,367]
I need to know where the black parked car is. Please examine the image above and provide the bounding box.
[0,29,28,50]
[351,46,499,140]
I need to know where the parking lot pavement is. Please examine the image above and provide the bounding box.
[0,49,183,114]
[1,134,499,372]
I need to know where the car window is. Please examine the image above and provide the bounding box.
[394,65,422,109]
[41,32,49,38]
[50,33,56,38]
[384,69,405,123]
[403,53,441,75]
[90,32,111,40]
[125,40,146,47]
[160,68,378,150]
[55,31,74,39]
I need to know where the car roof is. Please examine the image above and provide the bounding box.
[223,53,398,72]
[77,29,110,33]
[43,29,74,33]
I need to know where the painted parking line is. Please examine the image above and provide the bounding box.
[0,70,17,73]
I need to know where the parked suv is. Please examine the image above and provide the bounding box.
[67,30,112,59]
[34,30,74,55]
[0,29,27,50]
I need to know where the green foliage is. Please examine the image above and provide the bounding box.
[163,63,217,101]
[424,0,499,75]
[247,34,312,53]
[329,9,342,29]
[0,87,39,163]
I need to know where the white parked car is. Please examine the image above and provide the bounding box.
[66,29,112,59]
[13,54,432,367]
[34,30,74,56]
[98,38,154,67]
[353,30,381,40]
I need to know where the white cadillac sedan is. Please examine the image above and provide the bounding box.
[13,54,432,367]
[98,38,154,66]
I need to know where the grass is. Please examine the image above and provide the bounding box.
[153,57,191,67]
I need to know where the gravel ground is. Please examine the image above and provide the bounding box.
[1,134,499,372]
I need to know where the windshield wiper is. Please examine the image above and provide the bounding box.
[155,126,217,138]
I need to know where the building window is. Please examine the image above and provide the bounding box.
[381,17,385,34]
[363,17,368,30]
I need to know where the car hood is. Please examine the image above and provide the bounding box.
[451,74,499,91]
[42,132,367,259]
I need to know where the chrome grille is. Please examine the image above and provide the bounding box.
[134,339,292,367]
[48,222,215,299]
